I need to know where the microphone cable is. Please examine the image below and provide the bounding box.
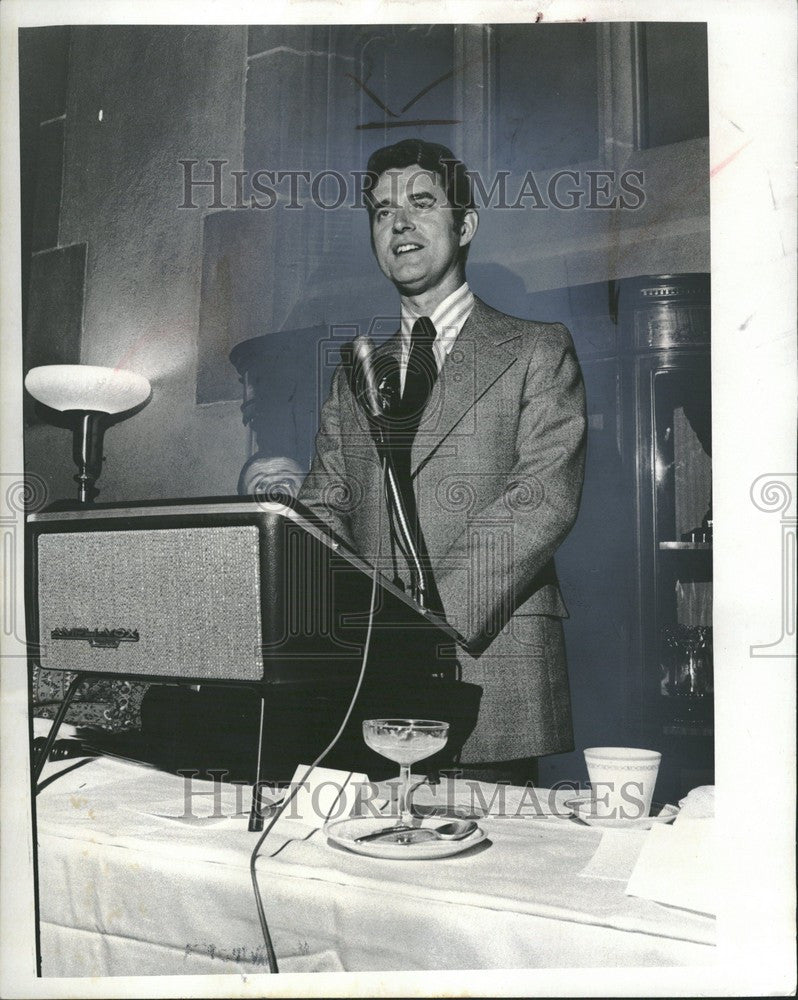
[247,504,384,973]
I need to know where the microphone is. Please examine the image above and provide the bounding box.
[343,336,397,423]
[351,336,382,419]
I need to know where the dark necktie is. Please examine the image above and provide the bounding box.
[401,316,439,423]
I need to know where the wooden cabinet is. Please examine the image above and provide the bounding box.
[626,275,713,801]
[530,274,712,800]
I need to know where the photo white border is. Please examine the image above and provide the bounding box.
[2,0,795,996]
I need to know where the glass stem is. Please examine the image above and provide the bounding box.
[398,764,412,825]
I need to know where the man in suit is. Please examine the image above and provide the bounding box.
[299,139,586,783]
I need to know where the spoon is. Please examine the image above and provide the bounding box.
[354,819,478,844]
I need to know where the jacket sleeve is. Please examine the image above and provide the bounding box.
[297,366,358,550]
[434,324,587,652]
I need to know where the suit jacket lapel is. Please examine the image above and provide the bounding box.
[411,297,522,474]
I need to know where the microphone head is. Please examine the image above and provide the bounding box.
[343,336,384,419]
[350,335,375,367]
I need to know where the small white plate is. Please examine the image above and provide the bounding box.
[564,795,679,829]
[323,816,488,860]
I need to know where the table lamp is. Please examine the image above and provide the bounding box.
[24,365,152,504]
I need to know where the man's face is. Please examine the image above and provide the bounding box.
[370,166,476,297]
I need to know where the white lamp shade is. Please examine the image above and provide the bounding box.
[24,365,151,415]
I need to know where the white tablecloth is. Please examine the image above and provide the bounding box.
[34,727,715,977]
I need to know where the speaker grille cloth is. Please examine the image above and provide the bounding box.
[37,526,263,680]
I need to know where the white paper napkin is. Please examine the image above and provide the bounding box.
[579,829,648,881]
[268,764,368,837]
[625,817,717,915]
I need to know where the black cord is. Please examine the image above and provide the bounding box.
[32,672,87,786]
[36,757,96,793]
[247,544,382,974]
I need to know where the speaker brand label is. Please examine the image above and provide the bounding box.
[51,627,140,649]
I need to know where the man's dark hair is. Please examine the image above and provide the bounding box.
[364,138,474,227]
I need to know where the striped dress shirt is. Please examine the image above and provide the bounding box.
[398,283,475,396]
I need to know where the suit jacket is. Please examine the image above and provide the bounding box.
[299,296,587,761]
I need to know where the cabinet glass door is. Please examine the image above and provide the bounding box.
[652,365,713,724]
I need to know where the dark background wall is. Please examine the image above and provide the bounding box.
[19,22,710,785]
[21,25,250,500]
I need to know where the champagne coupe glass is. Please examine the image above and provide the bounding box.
[362,719,449,826]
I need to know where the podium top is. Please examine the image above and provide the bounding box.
[28,494,297,521]
[27,494,460,643]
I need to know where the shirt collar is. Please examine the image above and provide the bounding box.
[399,283,474,359]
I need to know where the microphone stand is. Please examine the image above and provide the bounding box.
[345,339,432,610]
[376,427,429,608]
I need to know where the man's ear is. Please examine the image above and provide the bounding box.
[459,208,479,248]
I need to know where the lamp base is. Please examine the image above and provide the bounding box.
[66,410,108,504]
